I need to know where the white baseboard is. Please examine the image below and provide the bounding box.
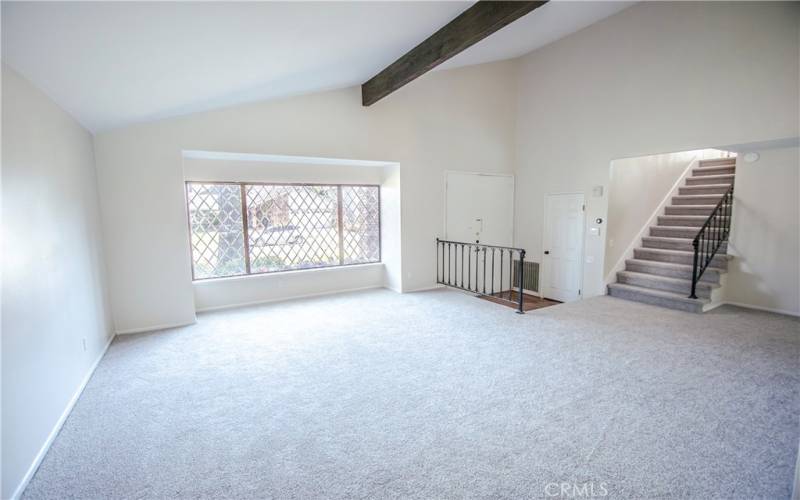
[10,333,116,500]
[722,301,800,318]
[116,319,196,335]
[403,284,446,293]
[194,285,384,313]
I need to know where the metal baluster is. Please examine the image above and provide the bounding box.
[499,249,504,299]
[447,243,451,285]
[516,250,526,314]
[476,246,480,294]
[436,239,440,283]
[690,238,699,299]
[491,248,495,296]
[483,247,486,295]
[451,243,455,286]
[508,250,514,300]
[461,244,465,288]
[467,244,472,291]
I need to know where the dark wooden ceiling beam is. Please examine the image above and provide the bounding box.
[361,0,547,106]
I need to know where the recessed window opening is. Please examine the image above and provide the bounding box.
[186,182,380,280]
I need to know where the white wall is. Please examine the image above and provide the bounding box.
[514,1,800,298]
[182,157,399,311]
[725,147,800,316]
[93,60,517,333]
[605,150,700,274]
[1,66,113,499]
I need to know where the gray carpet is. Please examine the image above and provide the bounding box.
[23,289,800,499]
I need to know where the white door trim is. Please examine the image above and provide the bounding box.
[541,191,586,301]
[443,170,515,244]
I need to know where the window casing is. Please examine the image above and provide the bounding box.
[186,182,380,280]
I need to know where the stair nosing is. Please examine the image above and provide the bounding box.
[626,258,725,273]
[608,283,710,304]
[643,235,729,243]
[687,174,735,179]
[659,215,730,219]
[635,247,731,259]
[618,270,718,289]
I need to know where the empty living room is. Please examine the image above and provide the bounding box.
[3,1,799,499]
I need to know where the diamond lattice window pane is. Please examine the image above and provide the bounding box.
[186,183,246,279]
[246,185,340,273]
[341,186,380,264]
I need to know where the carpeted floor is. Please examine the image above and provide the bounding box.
[23,289,800,499]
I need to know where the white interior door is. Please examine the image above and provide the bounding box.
[542,193,585,302]
[445,172,514,246]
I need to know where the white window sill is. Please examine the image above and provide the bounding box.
[192,262,384,286]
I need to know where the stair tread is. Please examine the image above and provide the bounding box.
[698,159,736,165]
[643,235,729,246]
[660,215,730,219]
[687,174,735,180]
[667,204,720,209]
[608,283,709,304]
[652,225,701,231]
[618,270,719,289]
[681,184,733,188]
[626,258,727,273]
[643,235,695,242]
[637,247,732,258]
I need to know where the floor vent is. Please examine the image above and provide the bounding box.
[513,260,539,292]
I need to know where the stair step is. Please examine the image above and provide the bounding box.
[617,271,717,299]
[625,259,723,284]
[692,165,735,176]
[699,158,736,167]
[664,205,719,216]
[672,194,725,205]
[634,247,729,269]
[608,283,707,313]
[658,215,730,227]
[679,184,732,195]
[650,225,727,240]
[685,174,735,186]
[651,225,699,239]
[642,236,727,253]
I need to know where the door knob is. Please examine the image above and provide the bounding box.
[544,251,550,255]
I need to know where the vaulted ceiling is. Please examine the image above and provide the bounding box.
[1,1,633,132]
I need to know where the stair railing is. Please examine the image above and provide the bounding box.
[689,184,734,298]
[436,238,527,314]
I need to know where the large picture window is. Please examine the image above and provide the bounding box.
[186,182,380,280]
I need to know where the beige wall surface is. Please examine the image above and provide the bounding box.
[513,1,800,297]
[725,147,800,315]
[604,150,701,275]
[1,66,113,499]
[94,60,518,333]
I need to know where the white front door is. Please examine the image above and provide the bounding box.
[445,172,514,246]
[542,193,585,302]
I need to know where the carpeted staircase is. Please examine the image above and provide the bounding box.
[608,157,735,312]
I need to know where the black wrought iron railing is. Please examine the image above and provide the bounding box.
[436,238,527,313]
[689,184,733,299]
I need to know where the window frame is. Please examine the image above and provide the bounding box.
[185,180,382,281]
